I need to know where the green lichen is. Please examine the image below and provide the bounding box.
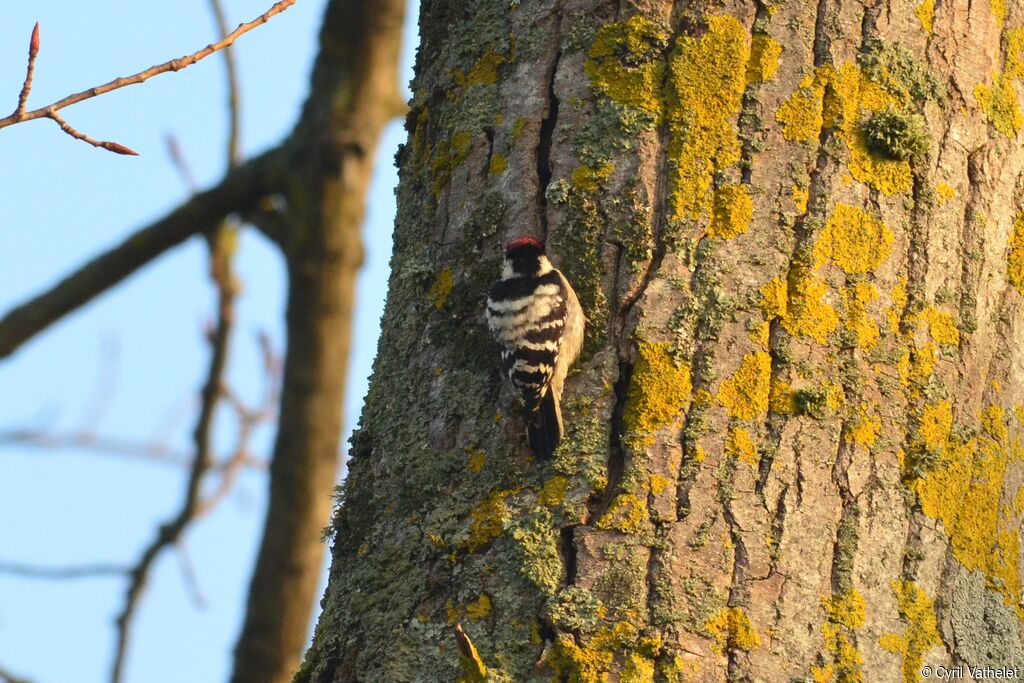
[546,586,605,633]
[510,508,562,596]
[862,106,930,161]
[857,38,942,104]
[949,572,1024,671]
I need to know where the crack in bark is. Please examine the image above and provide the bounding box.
[585,361,633,523]
[536,42,561,241]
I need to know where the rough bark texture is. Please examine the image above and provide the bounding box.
[301,1,1024,681]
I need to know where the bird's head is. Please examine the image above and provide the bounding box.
[503,236,548,277]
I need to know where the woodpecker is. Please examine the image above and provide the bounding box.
[486,236,585,458]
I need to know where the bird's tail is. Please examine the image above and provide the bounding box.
[527,390,563,459]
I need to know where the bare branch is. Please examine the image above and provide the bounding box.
[0,561,127,579]
[0,429,189,466]
[209,0,242,168]
[0,146,284,361]
[44,108,138,155]
[174,541,208,608]
[0,663,34,683]
[13,23,40,117]
[165,134,198,193]
[0,0,296,152]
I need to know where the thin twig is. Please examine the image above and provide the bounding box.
[0,0,296,153]
[0,561,127,579]
[174,541,208,608]
[0,429,188,465]
[165,134,198,193]
[0,145,284,361]
[109,163,243,683]
[209,0,242,168]
[45,109,138,155]
[13,23,40,117]
[0,663,34,683]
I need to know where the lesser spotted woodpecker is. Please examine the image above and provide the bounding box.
[486,236,584,458]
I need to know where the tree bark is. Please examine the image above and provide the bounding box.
[300,1,1024,681]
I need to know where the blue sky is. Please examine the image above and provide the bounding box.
[0,1,417,681]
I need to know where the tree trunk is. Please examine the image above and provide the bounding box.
[300,1,1024,681]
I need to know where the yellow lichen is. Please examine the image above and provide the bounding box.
[466,594,493,620]
[624,342,692,434]
[850,403,881,447]
[818,590,866,683]
[748,321,770,347]
[707,183,753,239]
[898,342,937,391]
[455,49,507,86]
[1007,29,1024,81]
[539,475,569,507]
[779,269,840,344]
[466,449,486,473]
[918,306,960,346]
[488,153,508,175]
[759,276,788,320]
[648,474,672,496]
[777,71,826,143]
[915,0,935,33]
[915,410,1024,614]
[596,494,649,534]
[843,281,881,350]
[1008,212,1024,294]
[551,621,646,683]
[585,16,668,115]
[935,182,956,205]
[746,34,782,84]
[705,607,761,654]
[918,400,953,452]
[718,352,771,420]
[429,267,454,308]
[778,63,913,194]
[887,277,908,334]
[666,15,750,224]
[726,427,759,466]
[792,185,809,212]
[463,489,517,551]
[815,204,894,274]
[769,379,796,415]
[622,654,656,683]
[993,0,1007,25]
[571,164,614,191]
[879,581,941,683]
[975,74,1023,137]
